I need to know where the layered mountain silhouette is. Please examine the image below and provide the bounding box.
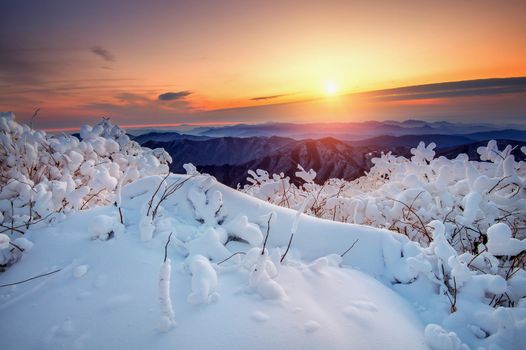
[137,120,526,187]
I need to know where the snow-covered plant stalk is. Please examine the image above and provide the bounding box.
[281,195,314,262]
[159,232,176,331]
[114,169,126,224]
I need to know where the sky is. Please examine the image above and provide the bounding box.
[1,0,526,130]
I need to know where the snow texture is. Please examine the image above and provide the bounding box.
[1,115,525,350]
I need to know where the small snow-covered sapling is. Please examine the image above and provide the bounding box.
[281,196,314,263]
[159,232,176,331]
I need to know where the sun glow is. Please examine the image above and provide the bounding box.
[324,81,339,96]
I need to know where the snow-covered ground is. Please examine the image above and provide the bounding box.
[1,114,525,350]
[0,175,430,350]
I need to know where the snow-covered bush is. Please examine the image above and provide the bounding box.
[243,141,526,308]
[1,114,524,349]
[140,168,273,307]
[0,112,171,267]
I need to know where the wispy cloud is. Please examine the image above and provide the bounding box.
[250,94,287,101]
[82,91,194,117]
[90,46,115,62]
[366,77,526,101]
[158,91,192,101]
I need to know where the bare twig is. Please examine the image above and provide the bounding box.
[487,176,511,194]
[151,175,197,220]
[280,232,294,263]
[147,173,170,217]
[389,196,431,243]
[281,196,312,263]
[451,277,457,313]
[442,207,455,224]
[0,268,61,288]
[332,183,345,221]
[11,200,14,235]
[0,211,55,235]
[409,191,425,210]
[9,241,24,252]
[340,238,359,258]
[261,213,273,255]
[163,232,173,263]
[80,188,106,210]
[0,224,25,235]
[467,247,488,269]
[115,202,124,224]
[29,108,40,129]
[217,251,247,265]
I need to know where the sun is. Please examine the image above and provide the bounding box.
[324,81,339,96]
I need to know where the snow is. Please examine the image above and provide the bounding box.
[0,234,10,249]
[486,223,526,256]
[251,310,270,322]
[1,114,525,350]
[186,254,218,305]
[73,265,89,279]
[0,173,429,350]
[88,214,120,240]
[424,324,469,350]
[0,112,171,262]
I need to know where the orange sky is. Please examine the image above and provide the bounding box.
[1,0,526,128]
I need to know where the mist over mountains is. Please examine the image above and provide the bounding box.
[181,119,525,140]
[135,120,526,187]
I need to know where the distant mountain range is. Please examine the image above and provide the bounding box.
[135,120,526,187]
[142,136,392,186]
[141,136,293,170]
[132,131,210,143]
[349,130,526,148]
[199,138,391,187]
[181,120,525,140]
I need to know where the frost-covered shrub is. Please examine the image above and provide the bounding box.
[0,112,171,267]
[244,140,526,308]
[141,168,272,305]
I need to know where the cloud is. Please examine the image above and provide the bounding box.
[90,46,115,62]
[115,92,151,104]
[80,91,194,121]
[158,91,192,101]
[366,77,526,101]
[250,94,287,101]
